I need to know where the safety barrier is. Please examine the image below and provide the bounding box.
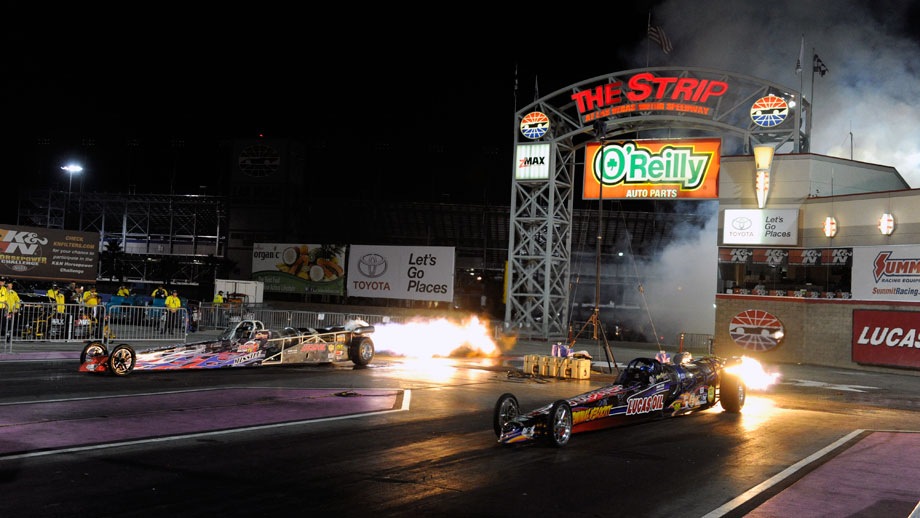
[5,302,189,343]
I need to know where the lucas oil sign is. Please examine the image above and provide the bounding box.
[583,138,720,200]
[852,309,920,370]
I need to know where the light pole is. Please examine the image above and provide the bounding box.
[62,164,83,193]
[61,164,82,228]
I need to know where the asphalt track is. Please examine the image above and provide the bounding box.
[1,337,919,517]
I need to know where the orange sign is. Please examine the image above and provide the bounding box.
[583,138,720,200]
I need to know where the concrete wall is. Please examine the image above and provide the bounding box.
[713,294,920,373]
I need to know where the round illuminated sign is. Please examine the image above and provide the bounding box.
[750,95,789,127]
[520,112,549,139]
[729,309,784,351]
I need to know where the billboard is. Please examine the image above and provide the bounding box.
[852,309,920,369]
[347,245,454,302]
[583,138,720,200]
[251,243,346,296]
[852,245,920,302]
[0,225,99,283]
[722,209,799,246]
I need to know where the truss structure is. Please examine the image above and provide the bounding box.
[17,190,227,286]
[505,67,809,339]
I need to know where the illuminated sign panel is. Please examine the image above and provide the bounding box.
[0,225,99,283]
[515,143,551,180]
[722,209,799,245]
[571,72,729,123]
[852,309,920,369]
[851,245,920,301]
[582,138,720,200]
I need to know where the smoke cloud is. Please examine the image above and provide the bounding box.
[638,0,920,186]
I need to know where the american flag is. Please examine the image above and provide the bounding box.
[648,25,672,54]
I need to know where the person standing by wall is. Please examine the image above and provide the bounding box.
[213,290,224,305]
[0,280,8,338]
[3,281,20,340]
[165,290,182,333]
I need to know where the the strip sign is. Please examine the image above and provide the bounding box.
[347,245,455,302]
[583,138,720,200]
[722,209,799,246]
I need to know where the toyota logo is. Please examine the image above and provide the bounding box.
[357,253,387,278]
[731,217,753,231]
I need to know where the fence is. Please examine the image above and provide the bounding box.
[6,302,188,343]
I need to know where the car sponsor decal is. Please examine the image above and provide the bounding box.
[625,393,664,415]
[572,405,613,425]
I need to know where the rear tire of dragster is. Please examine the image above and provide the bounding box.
[547,400,573,447]
[108,344,136,377]
[720,373,746,413]
[349,336,374,366]
[80,341,108,364]
[493,393,520,437]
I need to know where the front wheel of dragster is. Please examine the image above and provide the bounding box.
[80,341,108,364]
[546,400,573,447]
[493,393,520,437]
[107,344,136,376]
[720,373,746,413]
[349,336,374,366]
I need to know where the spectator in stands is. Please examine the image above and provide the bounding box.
[165,289,182,332]
[47,283,60,302]
[213,290,225,305]
[152,285,168,299]
[117,284,131,297]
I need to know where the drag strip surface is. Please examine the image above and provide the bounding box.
[0,387,408,458]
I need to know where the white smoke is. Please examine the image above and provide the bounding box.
[637,0,920,186]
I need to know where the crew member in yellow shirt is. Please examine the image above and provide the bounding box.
[165,290,182,332]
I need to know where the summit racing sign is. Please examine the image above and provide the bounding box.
[852,245,920,301]
[583,138,720,199]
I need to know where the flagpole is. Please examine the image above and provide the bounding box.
[646,10,651,67]
[810,47,816,140]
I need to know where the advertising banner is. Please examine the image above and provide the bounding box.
[852,309,920,369]
[722,209,799,245]
[251,243,346,296]
[515,143,551,180]
[347,245,454,302]
[583,138,720,200]
[0,225,99,283]
[852,245,920,302]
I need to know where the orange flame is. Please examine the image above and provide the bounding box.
[372,316,501,358]
[724,356,781,390]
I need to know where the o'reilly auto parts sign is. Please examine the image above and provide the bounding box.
[347,245,454,303]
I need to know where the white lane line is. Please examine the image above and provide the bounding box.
[700,429,865,518]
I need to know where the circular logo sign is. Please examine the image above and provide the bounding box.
[729,309,785,351]
[750,95,789,127]
[731,217,753,231]
[357,253,387,278]
[520,112,549,139]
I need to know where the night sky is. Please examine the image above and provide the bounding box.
[6,1,920,226]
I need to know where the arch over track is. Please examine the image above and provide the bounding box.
[505,67,809,339]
